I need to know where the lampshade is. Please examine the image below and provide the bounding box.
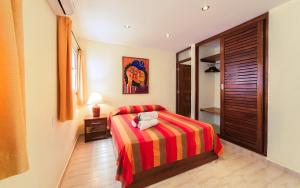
[87,92,103,105]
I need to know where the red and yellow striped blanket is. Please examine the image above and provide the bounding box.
[109,105,223,187]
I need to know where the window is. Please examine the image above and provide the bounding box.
[71,48,77,92]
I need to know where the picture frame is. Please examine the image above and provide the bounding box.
[122,56,149,94]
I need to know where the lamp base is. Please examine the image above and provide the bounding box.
[92,105,100,117]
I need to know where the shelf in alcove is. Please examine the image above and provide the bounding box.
[200,107,220,115]
[200,54,220,63]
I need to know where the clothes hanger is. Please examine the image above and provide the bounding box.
[205,65,220,73]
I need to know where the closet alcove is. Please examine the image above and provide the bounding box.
[198,39,221,134]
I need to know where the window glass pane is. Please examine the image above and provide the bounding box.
[177,49,191,61]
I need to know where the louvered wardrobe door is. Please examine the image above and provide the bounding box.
[221,21,265,154]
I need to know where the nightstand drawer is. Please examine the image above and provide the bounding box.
[86,125,106,133]
[85,119,106,126]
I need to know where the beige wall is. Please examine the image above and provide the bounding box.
[81,39,176,115]
[190,44,196,118]
[268,0,300,173]
[0,0,81,187]
[213,47,221,108]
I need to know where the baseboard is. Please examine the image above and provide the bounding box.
[56,133,81,188]
[221,139,300,178]
[266,158,300,178]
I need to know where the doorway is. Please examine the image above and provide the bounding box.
[176,48,191,117]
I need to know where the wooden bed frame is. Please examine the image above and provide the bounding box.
[111,134,218,188]
[126,151,218,188]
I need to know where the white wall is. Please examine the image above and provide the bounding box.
[0,0,81,187]
[214,47,221,108]
[268,0,300,173]
[190,44,196,118]
[81,39,176,115]
[198,47,216,109]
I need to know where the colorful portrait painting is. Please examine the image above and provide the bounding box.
[122,57,149,94]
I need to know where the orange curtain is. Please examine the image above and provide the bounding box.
[76,49,87,106]
[0,0,29,179]
[57,16,73,121]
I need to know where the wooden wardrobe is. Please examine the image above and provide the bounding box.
[194,14,268,155]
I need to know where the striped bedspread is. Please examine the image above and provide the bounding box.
[109,105,223,187]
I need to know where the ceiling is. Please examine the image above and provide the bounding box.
[71,0,290,52]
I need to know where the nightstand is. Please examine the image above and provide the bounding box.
[84,115,107,142]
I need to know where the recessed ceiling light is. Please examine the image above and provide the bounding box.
[123,25,131,29]
[202,5,210,11]
[166,33,170,38]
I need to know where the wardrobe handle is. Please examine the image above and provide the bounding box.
[221,84,224,90]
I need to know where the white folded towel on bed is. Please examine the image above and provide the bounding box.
[137,111,158,121]
[131,111,159,130]
[138,119,159,130]
[131,117,159,130]
[131,120,138,128]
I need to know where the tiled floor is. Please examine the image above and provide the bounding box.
[60,136,300,188]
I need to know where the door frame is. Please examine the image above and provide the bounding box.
[176,47,191,114]
[194,13,269,156]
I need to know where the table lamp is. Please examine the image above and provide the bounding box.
[87,92,103,117]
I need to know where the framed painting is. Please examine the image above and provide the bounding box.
[122,56,149,94]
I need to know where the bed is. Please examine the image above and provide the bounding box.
[108,105,223,188]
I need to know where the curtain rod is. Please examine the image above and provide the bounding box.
[57,0,81,50]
